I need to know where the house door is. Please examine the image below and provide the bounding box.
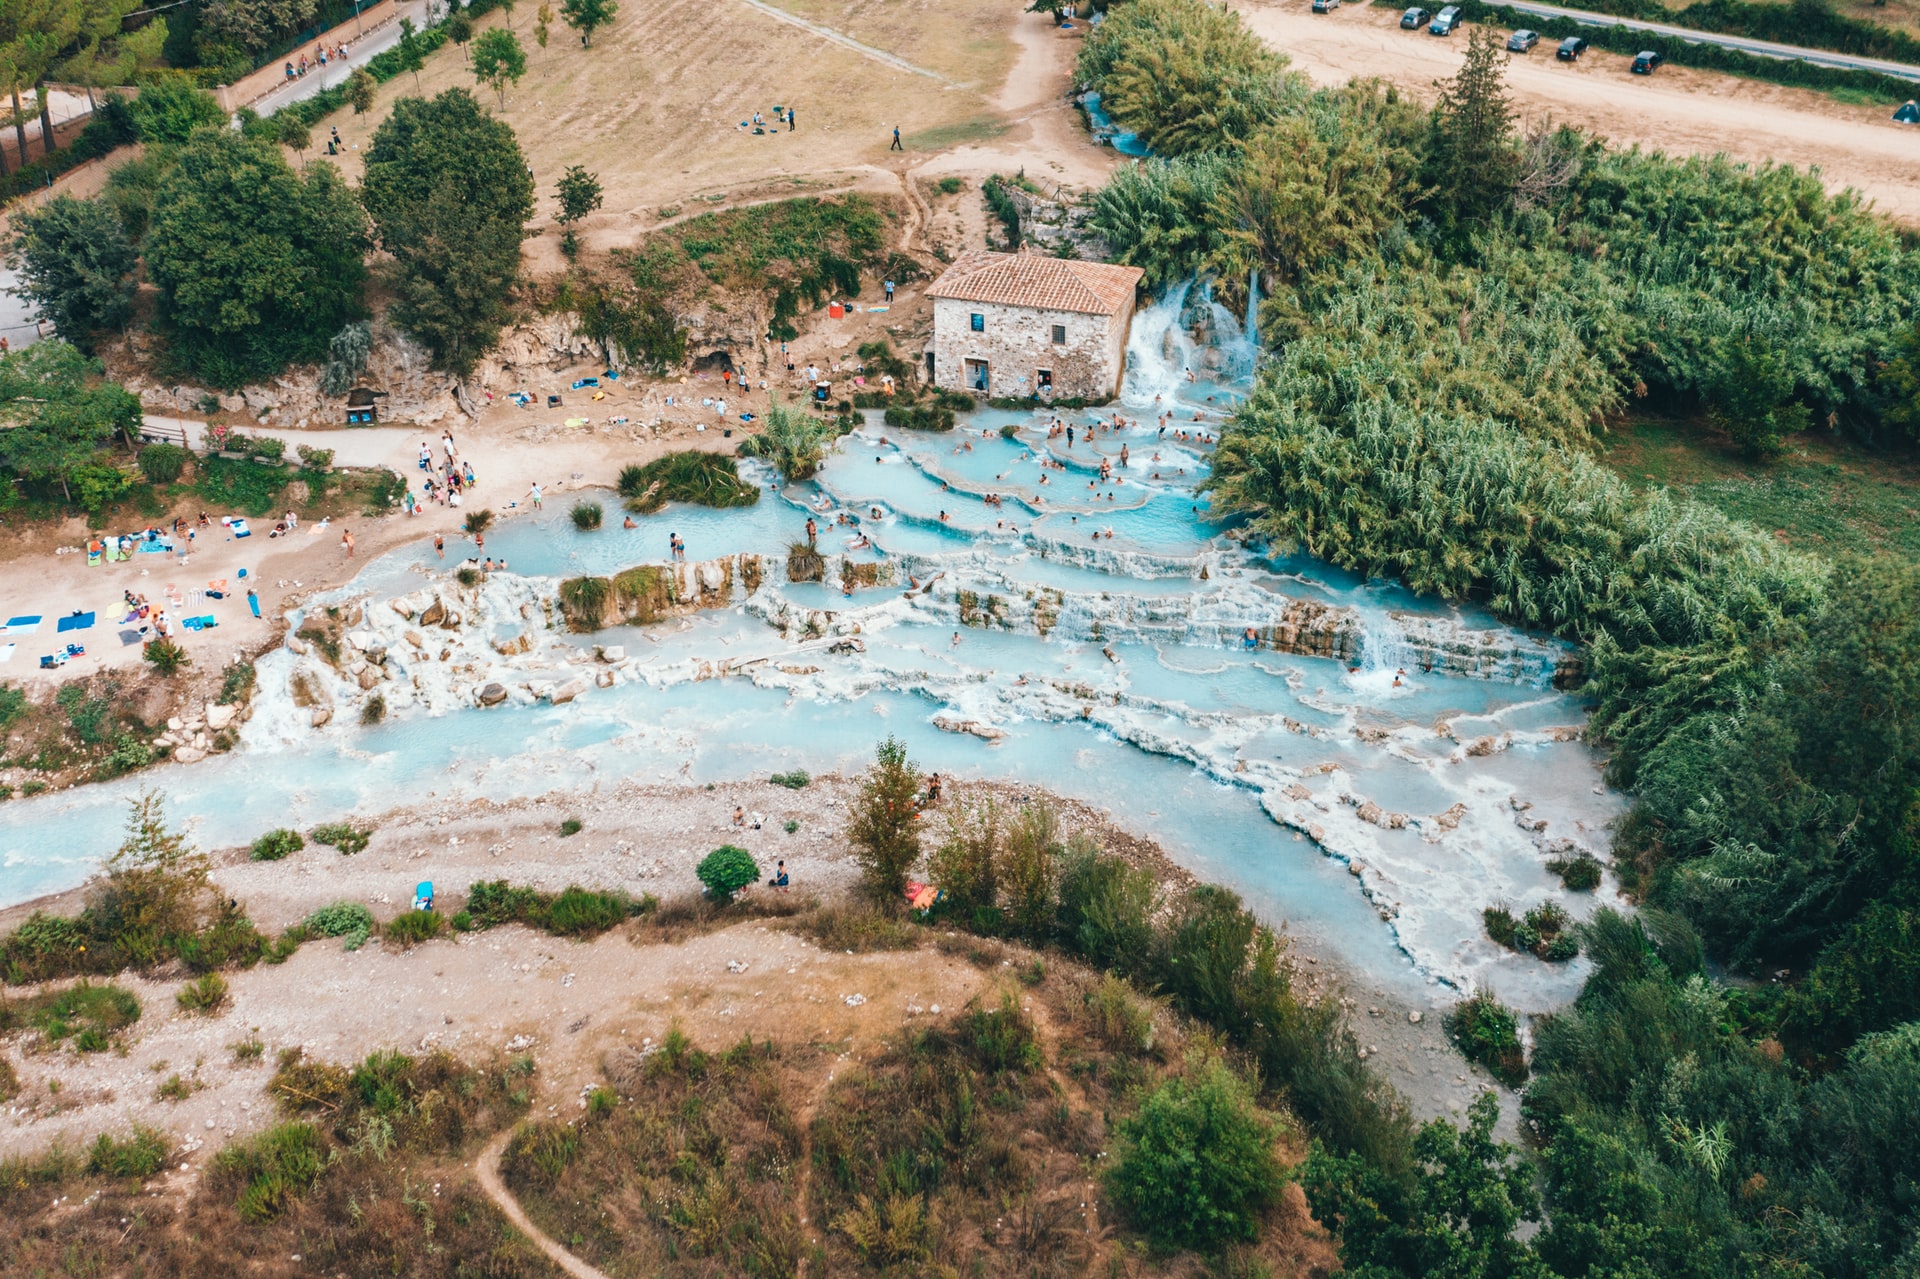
[964,358,989,392]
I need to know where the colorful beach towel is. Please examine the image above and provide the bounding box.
[3,615,42,634]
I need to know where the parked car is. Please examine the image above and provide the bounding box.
[1556,35,1589,60]
[1429,6,1462,34]
[1506,29,1539,51]
[1631,49,1664,74]
[1312,0,1340,12]
[1401,7,1431,28]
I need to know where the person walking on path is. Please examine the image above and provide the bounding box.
[889,126,902,151]
[787,106,796,130]
[884,279,895,303]
[527,481,543,510]
[342,528,356,558]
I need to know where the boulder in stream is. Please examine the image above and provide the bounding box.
[477,683,509,707]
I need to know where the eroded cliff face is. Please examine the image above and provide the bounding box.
[107,292,778,433]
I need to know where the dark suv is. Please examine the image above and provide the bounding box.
[1631,49,1664,74]
[1556,35,1588,60]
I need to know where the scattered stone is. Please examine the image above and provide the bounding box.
[419,598,446,627]
[174,746,206,764]
[547,678,587,705]
[357,667,383,691]
[477,683,509,707]
[595,670,615,688]
[166,717,183,732]
[205,704,236,731]
[844,994,867,1008]
[311,707,332,728]
[595,645,626,663]
[1408,1010,1424,1024]
[285,634,309,656]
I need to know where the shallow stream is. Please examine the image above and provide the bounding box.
[0,289,1624,1011]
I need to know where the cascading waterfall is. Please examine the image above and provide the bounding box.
[0,281,1623,1011]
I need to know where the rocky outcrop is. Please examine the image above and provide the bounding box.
[1006,186,1114,263]
[1260,600,1364,663]
[559,554,765,630]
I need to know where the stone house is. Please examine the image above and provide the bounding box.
[924,251,1145,401]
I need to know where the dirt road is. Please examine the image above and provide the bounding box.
[1242,3,1920,221]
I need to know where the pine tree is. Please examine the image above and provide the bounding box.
[1427,27,1517,227]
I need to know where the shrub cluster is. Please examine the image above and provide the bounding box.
[452,879,649,938]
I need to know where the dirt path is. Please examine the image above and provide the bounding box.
[476,1129,612,1279]
[1242,3,1920,222]
[728,0,953,82]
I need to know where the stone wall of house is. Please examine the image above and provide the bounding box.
[929,297,1132,401]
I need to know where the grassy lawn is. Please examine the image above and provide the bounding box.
[1605,416,1920,559]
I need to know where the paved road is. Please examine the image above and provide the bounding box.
[247,0,436,119]
[1478,0,1920,83]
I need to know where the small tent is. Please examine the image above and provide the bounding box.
[1895,101,1920,124]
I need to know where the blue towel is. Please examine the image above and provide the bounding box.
[57,612,95,633]
[5,615,41,628]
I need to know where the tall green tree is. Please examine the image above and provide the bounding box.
[359,89,534,377]
[560,0,617,46]
[0,340,140,502]
[347,66,376,114]
[470,26,527,108]
[396,17,425,90]
[553,162,600,256]
[125,77,224,144]
[144,129,368,387]
[5,193,137,350]
[1425,26,1517,227]
[846,735,922,898]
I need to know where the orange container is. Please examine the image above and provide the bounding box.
[828,301,845,318]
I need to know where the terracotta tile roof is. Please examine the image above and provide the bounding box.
[925,251,1144,316]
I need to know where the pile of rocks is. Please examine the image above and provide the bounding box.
[154,701,242,764]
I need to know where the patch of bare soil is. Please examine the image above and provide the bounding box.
[1243,2,1920,223]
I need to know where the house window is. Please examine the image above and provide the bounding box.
[1038,369,1053,392]
[1051,324,1066,345]
[970,313,985,332]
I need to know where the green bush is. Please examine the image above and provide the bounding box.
[617,451,760,513]
[142,638,190,675]
[881,403,955,431]
[1548,854,1604,892]
[311,822,372,855]
[1056,844,1159,975]
[176,972,229,1014]
[359,694,386,725]
[558,576,611,630]
[559,817,583,836]
[570,500,603,530]
[383,910,444,947]
[215,1121,327,1222]
[697,845,760,905]
[544,887,631,936]
[1444,992,1528,1087]
[1107,1060,1285,1250]
[87,1127,168,1179]
[304,901,374,951]
[250,828,304,861]
[770,769,811,789]
[137,443,187,485]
